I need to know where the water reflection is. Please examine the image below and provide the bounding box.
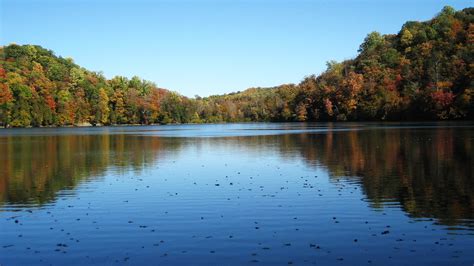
[0,125,472,228]
[0,135,183,206]
[285,128,473,227]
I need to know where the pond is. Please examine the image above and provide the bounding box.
[0,122,473,265]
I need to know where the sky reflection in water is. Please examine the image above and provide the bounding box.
[0,122,473,265]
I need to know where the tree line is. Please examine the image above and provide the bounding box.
[0,6,472,127]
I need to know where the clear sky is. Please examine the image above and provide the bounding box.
[1,0,472,97]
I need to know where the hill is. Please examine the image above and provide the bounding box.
[0,6,472,127]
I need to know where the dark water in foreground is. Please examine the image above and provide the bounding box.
[0,122,473,265]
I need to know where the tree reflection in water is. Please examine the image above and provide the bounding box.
[0,126,472,227]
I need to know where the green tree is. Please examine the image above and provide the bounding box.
[97,88,110,125]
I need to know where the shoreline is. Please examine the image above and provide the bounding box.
[1,120,473,129]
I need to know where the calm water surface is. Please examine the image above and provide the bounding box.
[0,122,473,265]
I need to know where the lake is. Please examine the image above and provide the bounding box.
[0,122,473,265]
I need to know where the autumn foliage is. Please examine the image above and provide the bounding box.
[0,6,472,127]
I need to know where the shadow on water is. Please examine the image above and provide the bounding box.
[0,124,472,228]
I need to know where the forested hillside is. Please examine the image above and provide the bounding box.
[0,6,472,127]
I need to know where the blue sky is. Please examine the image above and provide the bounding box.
[1,0,472,97]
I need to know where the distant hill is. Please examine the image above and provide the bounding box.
[0,6,472,127]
